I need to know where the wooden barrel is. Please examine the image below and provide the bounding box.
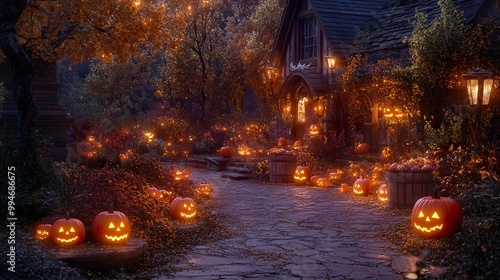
[269,154,297,183]
[385,171,435,209]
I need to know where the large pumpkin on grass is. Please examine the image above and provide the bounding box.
[92,205,131,245]
[170,197,197,221]
[51,213,86,247]
[411,185,462,239]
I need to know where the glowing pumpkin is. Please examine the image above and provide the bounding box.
[219,146,234,158]
[293,164,311,184]
[308,124,322,135]
[158,189,173,201]
[51,214,86,247]
[353,177,371,196]
[35,224,52,240]
[196,181,213,197]
[92,206,131,245]
[411,185,462,239]
[170,197,197,221]
[329,171,343,183]
[316,177,329,187]
[376,184,389,203]
[277,137,288,146]
[148,186,159,198]
[340,183,350,193]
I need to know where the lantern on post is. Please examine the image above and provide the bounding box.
[313,100,325,118]
[325,55,336,70]
[267,66,277,80]
[462,67,494,106]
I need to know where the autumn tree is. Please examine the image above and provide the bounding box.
[159,0,245,128]
[1,0,181,139]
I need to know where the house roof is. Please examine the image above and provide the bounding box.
[355,0,490,55]
[270,0,492,66]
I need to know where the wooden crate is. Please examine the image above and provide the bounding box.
[386,171,435,209]
[269,154,297,183]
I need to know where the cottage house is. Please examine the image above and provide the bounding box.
[269,0,498,151]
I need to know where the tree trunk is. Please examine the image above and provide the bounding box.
[0,0,36,141]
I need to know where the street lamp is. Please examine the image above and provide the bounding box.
[462,67,494,106]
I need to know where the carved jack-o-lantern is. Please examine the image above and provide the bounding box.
[316,177,329,187]
[340,183,350,193]
[148,186,159,198]
[51,214,86,247]
[376,184,389,202]
[196,181,213,197]
[411,185,462,239]
[170,197,197,221]
[310,175,320,185]
[92,205,131,245]
[293,164,311,184]
[308,124,322,135]
[158,189,173,201]
[329,171,343,183]
[35,224,52,240]
[353,177,371,196]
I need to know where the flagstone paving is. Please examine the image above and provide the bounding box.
[157,167,442,279]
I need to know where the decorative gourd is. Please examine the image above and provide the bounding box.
[340,183,350,193]
[170,197,197,221]
[35,224,52,240]
[317,177,329,187]
[411,185,462,239]
[293,163,311,184]
[277,137,288,146]
[219,146,234,158]
[92,205,131,245]
[51,213,86,247]
[376,184,389,202]
[353,176,371,196]
[196,181,213,196]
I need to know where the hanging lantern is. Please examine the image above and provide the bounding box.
[462,67,494,106]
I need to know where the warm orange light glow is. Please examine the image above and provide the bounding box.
[325,56,336,69]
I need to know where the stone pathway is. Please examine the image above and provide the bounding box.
[156,168,429,279]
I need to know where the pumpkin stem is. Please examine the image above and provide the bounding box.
[65,212,70,220]
[108,203,114,213]
[431,185,442,199]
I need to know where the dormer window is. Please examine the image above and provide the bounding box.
[299,16,317,60]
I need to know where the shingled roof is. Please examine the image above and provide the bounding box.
[355,0,491,55]
[271,0,493,65]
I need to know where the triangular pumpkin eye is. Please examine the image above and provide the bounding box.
[432,212,440,219]
[418,211,424,218]
[183,204,187,208]
[59,227,64,233]
[120,222,125,228]
[70,227,75,232]
[109,222,116,229]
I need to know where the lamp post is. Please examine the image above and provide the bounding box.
[462,67,495,148]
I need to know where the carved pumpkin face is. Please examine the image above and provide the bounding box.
[411,186,462,239]
[158,189,173,201]
[196,181,213,197]
[376,184,388,202]
[294,165,311,184]
[92,208,131,245]
[51,216,86,246]
[35,224,52,240]
[353,177,371,196]
[316,177,329,187]
[148,186,159,198]
[170,197,197,221]
[308,124,321,135]
[329,171,343,183]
